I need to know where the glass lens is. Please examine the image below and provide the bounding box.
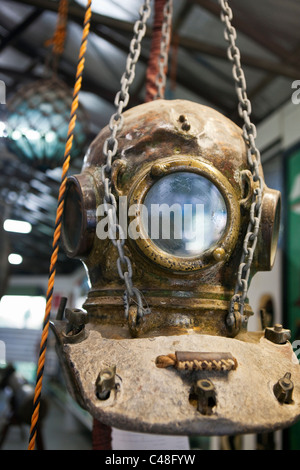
[142,172,227,257]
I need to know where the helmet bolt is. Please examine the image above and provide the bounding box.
[273,372,294,404]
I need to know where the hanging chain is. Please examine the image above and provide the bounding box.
[154,0,173,99]
[101,0,151,320]
[218,0,264,329]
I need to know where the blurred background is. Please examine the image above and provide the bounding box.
[0,0,300,450]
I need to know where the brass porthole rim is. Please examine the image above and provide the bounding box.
[127,155,240,272]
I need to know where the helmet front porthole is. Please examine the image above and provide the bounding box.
[128,156,240,272]
[143,172,227,258]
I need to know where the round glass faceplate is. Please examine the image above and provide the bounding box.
[142,172,227,257]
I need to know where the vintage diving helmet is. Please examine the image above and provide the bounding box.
[50,99,300,436]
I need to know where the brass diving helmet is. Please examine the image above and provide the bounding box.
[49,99,300,436]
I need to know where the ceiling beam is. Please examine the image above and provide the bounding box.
[172,1,194,33]
[178,36,300,79]
[246,40,300,103]
[0,65,38,84]
[4,34,142,108]
[15,0,145,35]
[14,0,300,80]
[94,25,233,114]
[188,0,290,61]
[0,8,43,52]
[187,0,300,116]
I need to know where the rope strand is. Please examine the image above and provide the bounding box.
[28,0,92,450]
[45,0,69,56]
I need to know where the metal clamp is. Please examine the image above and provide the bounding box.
[264,324,291,344]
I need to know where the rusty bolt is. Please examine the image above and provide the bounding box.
[193,379,217,415]
[264,324,291,344]
[274,324,282,331]
[181,121,191,131]
[178,114,187,122]
[95,366,116,400]
[178,114,191,131]
[273,372,294,404]
[65,307,89,336]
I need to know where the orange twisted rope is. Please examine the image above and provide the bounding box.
[28,0,92,451]
[45,0,69,56]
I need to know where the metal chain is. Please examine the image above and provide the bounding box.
[154,0,173,99]
[101,0,151,319]
[218,0,264,329]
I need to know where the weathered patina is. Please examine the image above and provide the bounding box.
[49,100,300,436]
[61,99,280,338]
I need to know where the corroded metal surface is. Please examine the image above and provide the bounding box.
[52,323,300,435]
[61,100,280,338]
[55,99,298,435]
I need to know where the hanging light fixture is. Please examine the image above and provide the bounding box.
[4,0,90,171]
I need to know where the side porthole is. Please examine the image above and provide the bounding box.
[61,174,96,258]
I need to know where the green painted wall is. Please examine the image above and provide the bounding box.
[286,148,300,450]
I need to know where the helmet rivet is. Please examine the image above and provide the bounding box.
[178,114,187,122]
[213,247,226,261]
[181,121,191,131]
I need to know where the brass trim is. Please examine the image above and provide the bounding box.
[128,156,240,272]
[61,173,96,258]
[254,187,281,271]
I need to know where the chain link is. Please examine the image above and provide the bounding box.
[101,0,151,319]
[154,0,173,99]
[218,0,264,329]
